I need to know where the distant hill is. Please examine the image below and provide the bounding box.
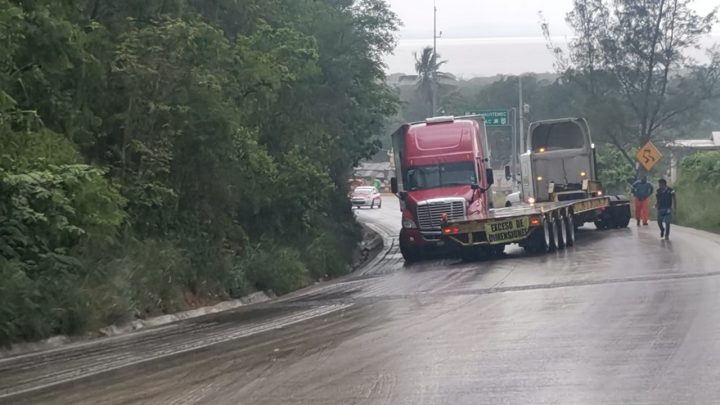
[387,72,558,88]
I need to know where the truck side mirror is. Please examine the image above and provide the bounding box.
[391,177,398,194]
[486,168,495,186]
[504,165,511,181]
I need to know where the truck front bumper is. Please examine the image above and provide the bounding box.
[399,228,446,248]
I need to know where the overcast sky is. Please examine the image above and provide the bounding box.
[384,0,720,76]
[388,0,719,40]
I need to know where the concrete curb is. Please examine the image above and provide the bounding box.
[0,291,274,358]
[351,223,384,271]
[97,291,273,337]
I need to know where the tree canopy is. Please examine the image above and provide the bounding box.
[0,0,399,346]
[543,0,720,167]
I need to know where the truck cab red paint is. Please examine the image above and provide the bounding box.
[391,116,493,262]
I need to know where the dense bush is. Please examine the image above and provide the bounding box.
[596,144,635,195]
[0,132,127,342]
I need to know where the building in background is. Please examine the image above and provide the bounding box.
[666,131,720,184]
[353,161,393,192]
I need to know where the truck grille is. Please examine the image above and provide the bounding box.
[416,198,466,230]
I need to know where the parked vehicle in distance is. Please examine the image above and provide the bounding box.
[351,186,382,209]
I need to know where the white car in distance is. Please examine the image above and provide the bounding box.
[350,186,382,209]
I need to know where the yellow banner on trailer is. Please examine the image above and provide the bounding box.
[485,217,530,244]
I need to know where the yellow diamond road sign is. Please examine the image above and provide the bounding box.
[636,141,663,172]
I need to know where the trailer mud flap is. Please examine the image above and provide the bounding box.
[485,217,530,244]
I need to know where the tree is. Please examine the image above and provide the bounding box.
[543,0,720,169]
[0,0,401,346]
[401,47,456,117]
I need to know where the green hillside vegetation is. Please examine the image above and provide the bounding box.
[675,152,720,232]
[0,0,398,346]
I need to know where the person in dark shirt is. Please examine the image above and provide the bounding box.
[656,179,677,240]
[632,176,654,226]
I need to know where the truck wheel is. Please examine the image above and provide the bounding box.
[594,219,610,230]
[615,216,630,228]
[565,215,575,246]
[614,206,631,228]
[400,245,422,263]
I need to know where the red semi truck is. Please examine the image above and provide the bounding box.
[390,115,630,262]
[390,116,495,261]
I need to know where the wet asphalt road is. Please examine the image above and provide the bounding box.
[3,197,720,404]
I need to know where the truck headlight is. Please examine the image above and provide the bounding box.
[402,218,417,229]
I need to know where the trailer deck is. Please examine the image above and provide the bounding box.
[442,197,609,246]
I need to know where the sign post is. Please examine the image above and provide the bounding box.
[636,141,663,172]
[476,110,510,127]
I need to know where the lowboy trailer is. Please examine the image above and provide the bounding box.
[440,117,631,255]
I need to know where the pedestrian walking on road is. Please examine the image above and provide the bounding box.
[656,179,676,240]
[632,176,654,226]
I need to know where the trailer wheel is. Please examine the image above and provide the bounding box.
[550,217,560,251]
[461,246,485,262]
[557,215,567,250]
[565,215,575,247]
[524,217,554,254]
[536,218,554,253]
[491,245,505,257]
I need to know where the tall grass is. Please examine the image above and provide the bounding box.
[674,152,720,232]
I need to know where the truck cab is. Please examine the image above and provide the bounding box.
[390,116,494,262]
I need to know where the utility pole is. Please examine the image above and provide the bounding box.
[511,107,518,185]
[518,75,525,152]
[433,0,438,56]
[431,0,438,117]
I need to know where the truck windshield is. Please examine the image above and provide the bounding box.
[406,161,477,191]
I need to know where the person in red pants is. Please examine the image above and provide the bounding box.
[632,176,653,226]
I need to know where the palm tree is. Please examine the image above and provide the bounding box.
[400,47,457,117]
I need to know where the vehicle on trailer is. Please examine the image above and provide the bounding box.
[442,117,631,256]
[351,186,382,209]
[504,190,521,207]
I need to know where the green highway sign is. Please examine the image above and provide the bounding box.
[475,110,510,127]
